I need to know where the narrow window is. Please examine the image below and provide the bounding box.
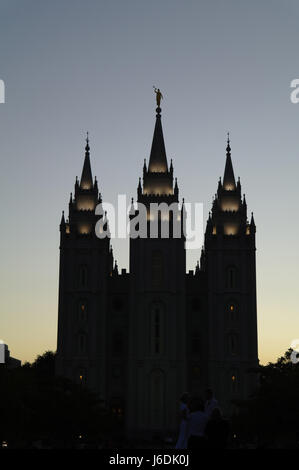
[226,266,238,289]
[227,302,238,322]
[79,265,88,288]
[78,301,88,321]
[150,303,164,355]
[231,372,239,393]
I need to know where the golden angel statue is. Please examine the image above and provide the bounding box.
[153,86,163,107]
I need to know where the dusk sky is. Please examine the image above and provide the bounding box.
[1,0,299,364]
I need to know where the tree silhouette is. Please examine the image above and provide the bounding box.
[0,351,121,448]
[232,349,299,448]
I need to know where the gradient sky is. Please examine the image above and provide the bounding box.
[1,0,299,365]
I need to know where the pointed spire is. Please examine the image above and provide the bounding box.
[129,197,135,217]
[80,132,93,189]
[138,177,142,197]
[148,108,168,173]
[60,210,65,231]
[60,210,65,225]
[174,177,179,198]
[223,132,236,190]
[113,260,119,276]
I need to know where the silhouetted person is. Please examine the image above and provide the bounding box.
[187,396,208,449]
[205,408,230,449]
[175,392,190,449]
[204,388,218,417]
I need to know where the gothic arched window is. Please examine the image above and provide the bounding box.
[79,265,88,288]
[225,266,238,290]
[227,333,238,356]
[150,303,164,355]
[231,371,239,393]
[78,300,88,321]
[227,302,238,323]
[77,368,86,385]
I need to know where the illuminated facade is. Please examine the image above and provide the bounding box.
[56,104,258,438]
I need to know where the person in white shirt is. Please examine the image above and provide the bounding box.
[204,388,218,417]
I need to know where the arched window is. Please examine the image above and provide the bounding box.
[152,251,164,288]
[150,303,164,355]
[78,301,88,321]
[225,266,238,290]
[77,368,86,385]
[79,265,88,288]
[227,302,238,323]
[231,371,239,393]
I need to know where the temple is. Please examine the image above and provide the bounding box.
[56,99,259,438]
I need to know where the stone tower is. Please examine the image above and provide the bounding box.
[202,136,258,413]
[126,105,187,437]
[56,135,113,401]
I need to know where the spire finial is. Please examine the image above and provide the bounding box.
[85,131,90,152]
[226,132,231,153]
[80,132,93,188]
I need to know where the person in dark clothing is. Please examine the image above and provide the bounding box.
[187,396,208,449]
[205,407,230,449]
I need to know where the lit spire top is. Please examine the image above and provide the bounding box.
[148,91,168,173]
[80,132,93,189]
[223,132,236,190]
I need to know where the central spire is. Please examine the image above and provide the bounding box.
[223,133,236,190]
[80,132,93,189]
[148,90,168,173]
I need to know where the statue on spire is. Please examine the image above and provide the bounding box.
[153,86,163,107]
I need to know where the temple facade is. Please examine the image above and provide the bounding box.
[56,102,259,437]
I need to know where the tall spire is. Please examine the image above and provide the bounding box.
[148,105,168,173]
[80,132,93,189]
[223,133,236,190]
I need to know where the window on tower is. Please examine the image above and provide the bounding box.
[230,371,239,393]
[150,303,164,355]
[78,301,88,321]
[227,302,238,323]
[225,266,238,290]
[77,368,87,385]
[79,265,88,288]
[227,333,238,356]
